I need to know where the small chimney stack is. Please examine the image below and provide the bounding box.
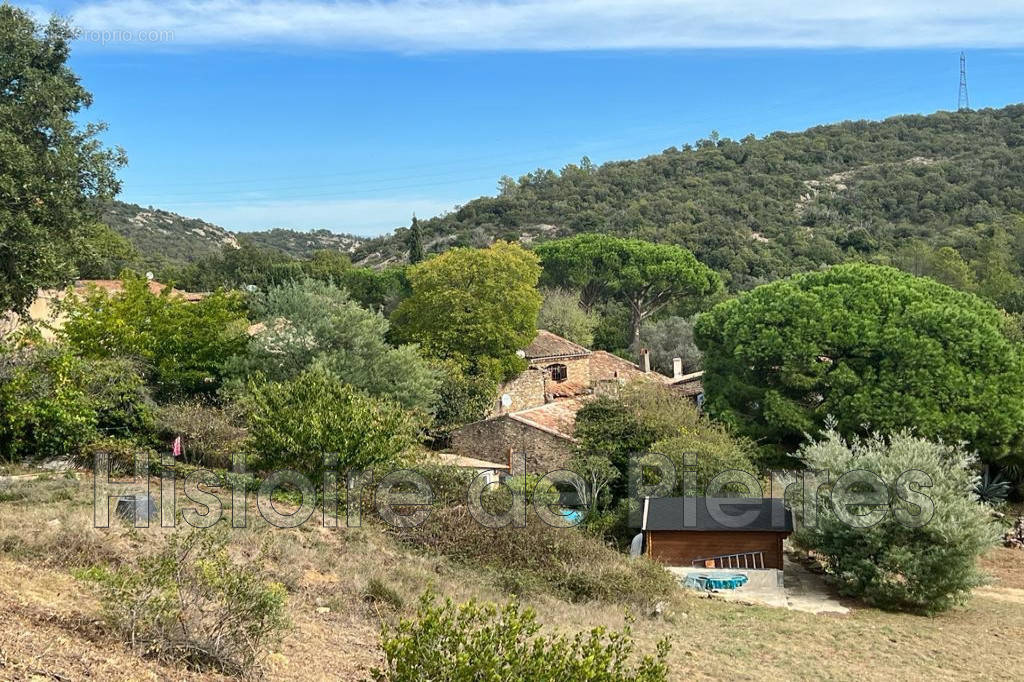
[673,357,683,380]
[640,349,651,373]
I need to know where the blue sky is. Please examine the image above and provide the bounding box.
[27,1,1024,236]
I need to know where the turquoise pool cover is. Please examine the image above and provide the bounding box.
[683,573,749,591]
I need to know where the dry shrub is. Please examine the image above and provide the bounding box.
[155,401,246,469]
[393,507,674,607]
[80,525,289,677]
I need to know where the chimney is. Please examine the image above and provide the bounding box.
[673,357,683,380]
[640,349,651,373]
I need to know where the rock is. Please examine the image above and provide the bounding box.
[115,494,158,524]
[315,606,331,614]
[1003,517,1024,549]
[46,518,61,528]
[650,601,667,618]
[41,457,73,472]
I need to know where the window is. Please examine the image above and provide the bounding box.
[547,363,568,382]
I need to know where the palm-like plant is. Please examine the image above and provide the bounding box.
[975,467,1012,505]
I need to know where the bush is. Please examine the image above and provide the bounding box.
[575,382,756,499]
[373,592,670,682]
[651,424,759,497]
[427,359,497,442]
[80,357,155,436]
[394,507,675,606]
[793,428,1000,613]
[0,346,97,462]
[364,577,405,611]
[230,279,439,412]
[59,273,249,399]
[155,401,246,469]
[79,437,157,475]
[80,526,288,677]
[537,288,599,348]
[245,367,416,482]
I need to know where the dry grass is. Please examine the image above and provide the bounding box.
[0,474,1022,681]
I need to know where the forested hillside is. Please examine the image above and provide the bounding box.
[100,201,365,270]
[242,227,364,258]
[354,105,1024,290]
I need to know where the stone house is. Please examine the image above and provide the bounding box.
[451,330,701,475]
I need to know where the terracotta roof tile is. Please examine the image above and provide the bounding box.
[523,330,591,360]
[508,398,589,440]
[589,350,672,384]
[668,371,705,397]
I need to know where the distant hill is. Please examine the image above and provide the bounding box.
[350,104,1024,289]
[240,228,364,258]
[101,201,240,270]
[101,201,366,269]
[106,105,1024,291]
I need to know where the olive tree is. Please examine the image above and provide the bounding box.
[794,428,998,613]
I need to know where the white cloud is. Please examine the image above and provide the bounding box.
[53,0,1024,51]
[158,195,462,235]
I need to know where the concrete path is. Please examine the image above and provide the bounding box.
[671,558,849,614]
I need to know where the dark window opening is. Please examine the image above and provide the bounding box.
[547,363,568,382]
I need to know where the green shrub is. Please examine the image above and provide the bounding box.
[79,437,156,475]
[155,401,246,469]
[0,346,97,462]
[793,428,1000,613]
[230,278,439,412]
[59,273,249,399]
[80,357,155,437]
[245,366,416,482]
[80,526,288,677]
[373,592,670,682]
[651,425,759,497]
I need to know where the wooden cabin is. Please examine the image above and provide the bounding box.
[641,497,794,569]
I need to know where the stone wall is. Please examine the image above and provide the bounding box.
[535,356,591,393]
[491,368,546,416]
[451,417,575,476]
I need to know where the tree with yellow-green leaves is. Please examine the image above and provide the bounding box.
[391,241,541,381]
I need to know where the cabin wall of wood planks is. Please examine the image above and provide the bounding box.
[644,530,787,569]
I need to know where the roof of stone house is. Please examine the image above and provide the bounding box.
[589,350,672,384]
[523,329,591,360]
[668,371,704,397]
[432,453,510,470]
[73,279,205,301]
[508,397,589,440]
[546,378,591,399]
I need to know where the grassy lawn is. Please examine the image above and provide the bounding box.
[0,474,1020,681]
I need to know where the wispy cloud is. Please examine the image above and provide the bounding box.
[49,0,1024,51]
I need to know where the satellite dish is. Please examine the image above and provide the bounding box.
[500,394,513,408]
[145,271,154,281]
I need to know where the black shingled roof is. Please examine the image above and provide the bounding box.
[642,497,793,533]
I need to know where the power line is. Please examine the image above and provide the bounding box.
[958,51,970,112]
